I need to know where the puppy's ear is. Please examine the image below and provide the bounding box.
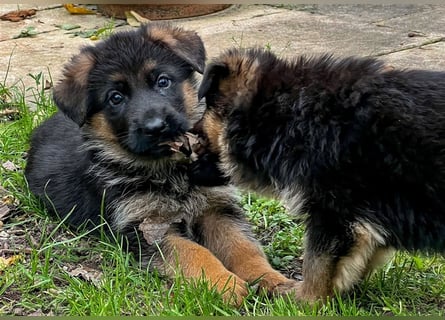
[144,22,206,74]
[52,49,95,126]
[198,62,229,101]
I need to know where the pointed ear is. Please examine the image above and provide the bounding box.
[144,22,206,74]
[198,62,229,101]
[52,48,95,126]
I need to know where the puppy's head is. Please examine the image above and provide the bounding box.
[53,22,206,159]
[197,48,277,154]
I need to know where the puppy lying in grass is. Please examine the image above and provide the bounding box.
[24,25,299,305]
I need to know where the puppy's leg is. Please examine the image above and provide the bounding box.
[331,222,392,294]
[159,232,248,306]
[195,208,299,297]
[296,218,391,302]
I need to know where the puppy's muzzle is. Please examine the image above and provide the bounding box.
[140,117,168,136]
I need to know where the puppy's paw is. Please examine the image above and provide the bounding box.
[271,279,303,296]
[216,274,249,307]
[272,280,323,304]
[188,152,229,186]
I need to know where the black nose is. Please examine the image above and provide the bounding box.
[142,117,166,135]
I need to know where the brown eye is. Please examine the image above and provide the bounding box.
[157,75,171,88]
[108,91,124,107]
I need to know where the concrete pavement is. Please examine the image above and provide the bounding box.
[1,4,444,92]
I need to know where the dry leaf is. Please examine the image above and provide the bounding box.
[139,217,181,245]
[63,4,95,15]
[130,10,150,23]
[2,195,15,206]
[28,309,54,316]
[13,26,38,39]
[0,203,10,221]
[125,10,150,27]
[0,108,20,119]
[0,9,36,22]
[2,160,19,171]
[159,132,207,162]
[0,255,22,272]
[125,11,141,27]
[66,264,103,286]
[44,80,53,90]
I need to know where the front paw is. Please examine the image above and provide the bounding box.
[188,153,229,186]
[272,281,324,304]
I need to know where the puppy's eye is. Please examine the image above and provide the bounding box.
[157,75,171,88]
[108,91,124,106]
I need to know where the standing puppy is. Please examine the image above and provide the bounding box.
[197,47,445,301]
[25,25,298,305]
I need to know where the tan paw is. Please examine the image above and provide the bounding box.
[271,279,303,297]
[216,274,249,306]
[273,280,325,304]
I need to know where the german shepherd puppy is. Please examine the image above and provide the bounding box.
[24,25,299,305]
[197,47,445,302]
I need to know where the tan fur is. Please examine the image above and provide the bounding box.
[88,113,119,144]
[298,253,335,301]
[202,111,224,154]
[52,51,96,124]
[218,57,260,109]
[148,26,179,48]
[161,234,248,306]
[142,60,157,75]
[63,51,95,87]
[332,221,388,292]
[196,210,296,295]
[182,81,201,124]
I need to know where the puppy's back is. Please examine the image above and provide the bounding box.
[25,112,102,227]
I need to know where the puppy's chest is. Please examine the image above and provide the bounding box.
[109,183,208,233]
[90,159,190,194]
[91,162,207,230]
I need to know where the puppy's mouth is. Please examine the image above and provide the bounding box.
[124,132,205,162]
[158,132,205,162]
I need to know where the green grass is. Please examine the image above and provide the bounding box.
[0,74,444,316]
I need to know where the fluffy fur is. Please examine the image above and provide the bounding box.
[24,25,298,305]
[197,47,445,301]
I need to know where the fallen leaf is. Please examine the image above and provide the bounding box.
[139,217,182,245]
[65,264,103,286]
[2,160,19,171]
[69,29,97,38]
[130,10,150,23]
[0,9,36,22]
[44,80,53,90]
[0,255,22,272]
[13,26,38,39]
[28,309,54,316]
[55,23,81,31]
[2,195,15,206]
[125,11,141,27]
[125,10,150,27]
[0,108,20,120]
[158,132,205,162]
[0,203,10,221]
[63,4,95,15]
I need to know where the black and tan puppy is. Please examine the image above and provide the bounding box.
[197,47,445,302]
[24,25,299,305]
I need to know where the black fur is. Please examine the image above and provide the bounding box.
[198,47,445,300]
